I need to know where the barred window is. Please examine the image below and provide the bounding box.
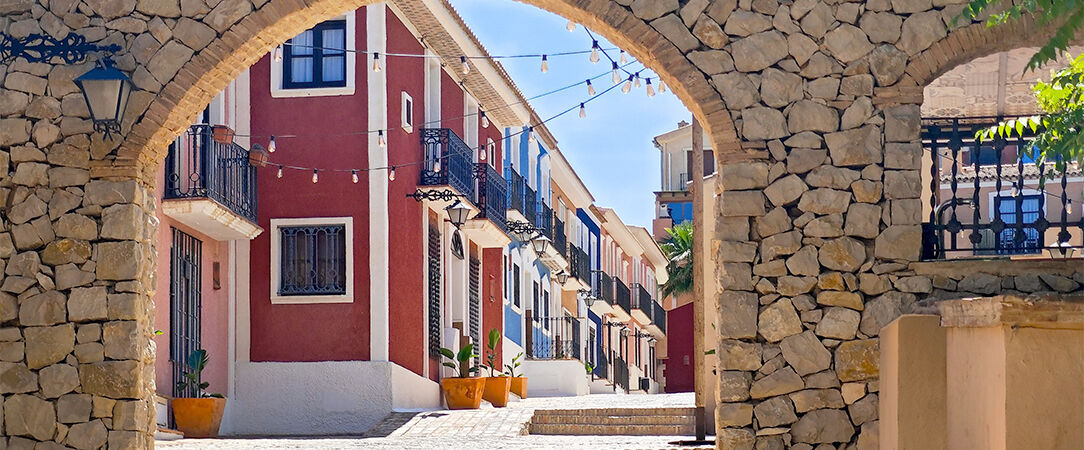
[279,225,347,296]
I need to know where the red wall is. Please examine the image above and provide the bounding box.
[440,71,464,137]
[248,10,371,362]
[665,302,695,393]
[385,10,427,377]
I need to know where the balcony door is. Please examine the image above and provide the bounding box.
[169,228,202,398]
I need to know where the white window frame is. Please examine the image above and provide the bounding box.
[401,91,414,133]
[270,11,357,98]
[270,217,355,304]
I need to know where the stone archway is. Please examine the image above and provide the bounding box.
[0,0,1058,448]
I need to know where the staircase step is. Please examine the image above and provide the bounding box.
[533,407,696,417]
[528,423,696,436]
[531,414,694,426]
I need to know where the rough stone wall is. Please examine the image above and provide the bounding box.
[0,0,1059,448]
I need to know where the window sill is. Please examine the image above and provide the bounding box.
[271,85,356,98]
[271,294,353,305]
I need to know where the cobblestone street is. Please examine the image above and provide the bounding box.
[158,393,713,449]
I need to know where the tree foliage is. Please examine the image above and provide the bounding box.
[659,221,694,298]
[960,0,1084,71]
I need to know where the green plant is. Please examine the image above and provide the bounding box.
[504,351,524,377]
[659,221,694,298]
[483,329,503,377]
[439,344,479,378]
[958,0,1084,71]
[584,361,594,374]
[175,349,223,398]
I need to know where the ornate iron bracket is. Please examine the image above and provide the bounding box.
[406,188,466,202]
[507,220,543,240]
[0,32,121,64]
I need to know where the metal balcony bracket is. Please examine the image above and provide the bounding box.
[1,32,121,64]
[407,188,467,202]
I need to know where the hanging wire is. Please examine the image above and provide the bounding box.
[279,42,621,60]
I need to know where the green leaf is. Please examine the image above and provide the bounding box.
[439,347,455,360]
[457,344,475,363]
[487,329,501,350]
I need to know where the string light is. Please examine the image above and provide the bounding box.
[1012,186,1019,197]
[619,49,628,64]
[528,126,536,143]
[579,103,586,118]
[659,80,667,93]
[479,147,487,161]
[434,160,441,172]
[541,55,549,73]
[273,46,283,62]
[586,79,595,95]
[1068,199,1074,215]
[268,136,276,153]
[372,52,381,72]
[312,169,319,183]
[566,20,576,32]
[480,111,489,128]
[622,76,633,94]
[634,73,642,88]
[611,62,620,83]
[590,41,600,63]
[461,56,470,74]
[646,78,655,97]
[352,170,359,183]
[378,130,386,148]
[277,165,283,178]
[388,167,396,181]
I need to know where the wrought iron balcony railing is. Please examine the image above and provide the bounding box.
[540,203,554,240]
[526,315,583,361]
[614,277,631,313]
[631,283,653,321]
[614,356,630,392]
[420,128,474,198]
[592,270,614,305]
[922,117,1083,259]
[524,184,538,226]
[165,125,258,223]
[569,244,590,283]
[473,163,508,233]
[508,168,525,216]
[652,299,666,334]
[554,217,567,257]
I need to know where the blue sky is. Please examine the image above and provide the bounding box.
[450,0,691,228]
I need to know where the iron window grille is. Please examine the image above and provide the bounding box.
[283,20,347,89]
[427,223,442,356]
[170,228,202,399]
[278,225,347,296]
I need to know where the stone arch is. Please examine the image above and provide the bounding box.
[119,0,743,182]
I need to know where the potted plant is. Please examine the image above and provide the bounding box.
[248,143,270,167]
[211,125,234,144]
[481,329,510,407]
[171,349,226,438]
[439,343,485,410]
[585,361,595,381]
[505,351,527,399]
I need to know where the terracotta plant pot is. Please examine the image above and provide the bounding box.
[211,125,235,144]
[441,377,485,410]
[248,143,270,167]
[509,377,527,399]
[482,376,511,407]
[172,397,227,438]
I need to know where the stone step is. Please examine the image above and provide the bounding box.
[533,407,693,418]
[528,423,696,436]
[531,414,694,426]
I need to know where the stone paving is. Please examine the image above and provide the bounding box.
[158,393,713,449]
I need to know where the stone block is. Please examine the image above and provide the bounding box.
[835,339,880,382]
[25,324,75,369]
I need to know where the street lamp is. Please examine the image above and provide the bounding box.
[580,290,596,308]
[556,271,569,284]
[531,235,551,254]
[445,201,473,228]
[74,58,131,137]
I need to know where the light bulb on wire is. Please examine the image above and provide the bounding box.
[611,62,620,83]
[622,76,632,94]
[646,78,655,97]
[388,167,396,181]
[566,20,576,32]
[352,170,359,184]
[579,103,586,118]
[461,56,470,75]
[434,159,441,172]
[1067,199,1073,214]
[528,127,536,144]
[273,46,283,62]
[586,80,595,96]
[312,169,319,184]
[479,147,487,161]
[277,165,283,178]
[372,52,381,72]
[590,41,600,63]
[659,81,667,93]
[619,49,627,64]
[634,73,642,88]
[377,130,386,148]
[540,55,548,73]
[268,136,276,153]
[480,111,489,128]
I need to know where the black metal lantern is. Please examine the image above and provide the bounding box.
[580,290,596,308]
[556,271,569,284]
[74,58,131,137]
[445,200,473,228]
[531,235,551,254]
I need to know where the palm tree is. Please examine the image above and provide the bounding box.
[659,222,694,297]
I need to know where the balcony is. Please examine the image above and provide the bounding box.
[589,270,614,316]
[524,184,538,227]
[461,163,510,247]
[162,125,261,241]
[420,128,474,199]
[921,117,1083,260]
[553,217,567,257]
[648,300,666,337]
[540,203,554,240]
[507,168,527,222]
[525,315,583,361]
[612,277,632,322]
[630,283,652,325]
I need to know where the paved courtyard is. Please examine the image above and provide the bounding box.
[158,393,713,449]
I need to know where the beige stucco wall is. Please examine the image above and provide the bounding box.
[880,315,947,450]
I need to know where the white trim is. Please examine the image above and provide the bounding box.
[269,217,355,304]
[270,11,357,98]
[367,4,390,361]
[401,91,414,134]
[987,188,1048,221]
